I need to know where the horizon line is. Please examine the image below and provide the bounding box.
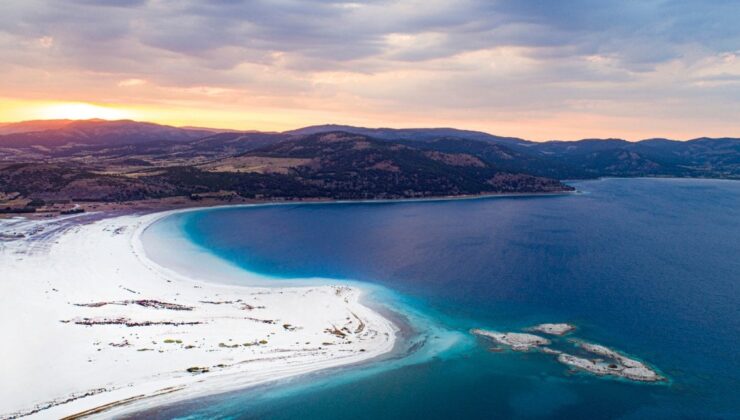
[1,117,737,143]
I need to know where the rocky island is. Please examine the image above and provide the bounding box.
[471,325,666,383]
[527,323,576,336]
[557,340,666,382]
[470,329,551,351]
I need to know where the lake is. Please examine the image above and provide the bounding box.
[139,178,740,419]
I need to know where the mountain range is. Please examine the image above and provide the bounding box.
[0,119,738,206]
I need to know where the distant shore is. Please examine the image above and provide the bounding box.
[0,209,397,419]
[1,187,578,221]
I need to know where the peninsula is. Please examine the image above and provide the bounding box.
[0,212,396,418]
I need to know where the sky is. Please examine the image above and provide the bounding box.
[1,0,739,141]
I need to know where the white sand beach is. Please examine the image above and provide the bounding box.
[0,211,397,419]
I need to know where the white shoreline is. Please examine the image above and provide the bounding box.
[0,210,397,419]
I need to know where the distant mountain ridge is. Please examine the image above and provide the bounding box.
[0,119,738,205]
[285,124,530,146]
[0,119,80,135]
[285,125,740,180]
[1,118,736,148]
[0,119,211,147]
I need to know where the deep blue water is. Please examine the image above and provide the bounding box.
[140,179,740,419]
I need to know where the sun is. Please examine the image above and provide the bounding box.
[35,102,133,120]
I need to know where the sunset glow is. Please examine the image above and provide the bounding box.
[34,103,134,121]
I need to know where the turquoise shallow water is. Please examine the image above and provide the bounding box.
[136,178,740,419]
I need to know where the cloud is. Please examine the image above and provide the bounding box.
[117,78,147,87]
[67,0,148,7]
[0,0,738,139]
[37,36,53,48]
[3,0,738,72]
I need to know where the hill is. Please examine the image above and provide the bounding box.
[286,125,740,179]
[0,131,571,204]
[0,119,212,147]
[0,119,80,135]
[520,137,740,179]
[233,132,569,198]
[285,124,530,146]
